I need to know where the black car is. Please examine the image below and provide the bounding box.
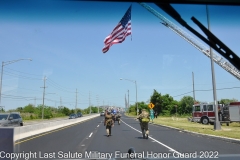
[69,113,77,119]
[76,112,82,117]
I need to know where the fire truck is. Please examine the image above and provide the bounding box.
[192,102,240,125]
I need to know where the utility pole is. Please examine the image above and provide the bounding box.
[60,97,62,108]
[41,76,47,119]
[75,89,78,114]
[125,93,127,112]
[206,5,221,130]
[96,95,99,113]
[192,72,195,102]
[34,97,36,107]
[128,90,129,114]
[89,91,91,114]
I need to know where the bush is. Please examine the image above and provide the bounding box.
[21,113,38,120]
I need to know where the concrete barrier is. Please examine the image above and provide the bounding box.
[0,128,14,159]
[0,114,99,142]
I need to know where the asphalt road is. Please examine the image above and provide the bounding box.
[12,114,240,160]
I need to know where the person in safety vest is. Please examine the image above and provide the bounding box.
[137,109,150,139]
[104,110,114,137]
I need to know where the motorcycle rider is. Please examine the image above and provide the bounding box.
[137,109,150,139]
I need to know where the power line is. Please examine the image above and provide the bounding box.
[2,84,42,92]
[3,72,42,80]
[4,67,42,76]
[196,86,240,91]
[172,86,240,97]
[2,94,38,101]
[46,80,75,93]
[172,91,193,98]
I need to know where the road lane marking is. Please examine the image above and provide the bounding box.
[89,132,93,137]
[121,119,181,155]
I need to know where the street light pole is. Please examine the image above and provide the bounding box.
[0,58,32,105]
[120,78,138,116]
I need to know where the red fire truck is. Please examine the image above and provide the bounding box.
[192,102,240,125]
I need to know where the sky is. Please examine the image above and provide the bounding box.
[0,0,240,111]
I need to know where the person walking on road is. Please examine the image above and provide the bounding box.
[115,111,121,125]
[104,111,114,137]
[137,109,150,139]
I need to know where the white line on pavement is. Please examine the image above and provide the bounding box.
[121,119,181,155]
[89,132,93,137]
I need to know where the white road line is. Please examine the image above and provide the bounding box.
[89,132,93,137]
[121,119,181,155]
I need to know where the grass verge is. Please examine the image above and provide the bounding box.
[125,113,240,140]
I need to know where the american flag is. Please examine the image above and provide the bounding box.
[102,5,132,53]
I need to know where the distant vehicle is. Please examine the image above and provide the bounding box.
[0,112,23,127]
[192,102,240,125]
[76,112,82,117]
[69,113,77,119]
[100,112,105,116]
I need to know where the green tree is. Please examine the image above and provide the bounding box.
[90,106,98,113]
[16,107,23,113]
[129,105,136,114]
[150,89,163,114]
[44,106,53,119]
[137,101,149,113]
[150,90,177,116]
[76,108,83,113]
[179,96,194,115]
[61,107,71,116]
[23,104,35,113]
[219,98,238,105]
